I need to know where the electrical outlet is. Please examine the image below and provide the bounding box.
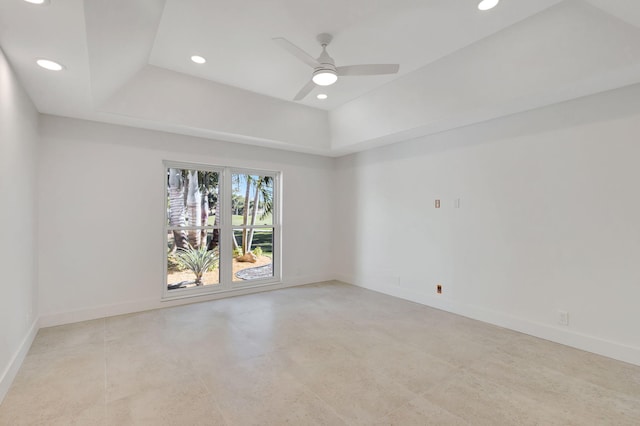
[436,284,442,294]
[435,199,441,209]
[558,310,569,326]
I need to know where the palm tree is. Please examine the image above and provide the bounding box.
[168,168,187,250]
[197,171,219,250]
[231,193,244,215]
[241,175,253,254]
[247,176,273,251]
[232,174,275,256]
[186,170,202,248]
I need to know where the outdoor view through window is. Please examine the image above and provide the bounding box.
[165,164,278,296]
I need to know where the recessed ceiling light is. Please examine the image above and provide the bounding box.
[316,94,328,100]
[36,59,64,71]
[24,0,50,5]
[191,55,206,64]
[478,0,499,11]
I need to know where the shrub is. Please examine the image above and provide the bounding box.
[253,246,263,257]
[174,244,219,286]
[167,252,187,272]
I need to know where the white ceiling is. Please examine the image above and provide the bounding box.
[148,0,561,109]
[1,0,640,155]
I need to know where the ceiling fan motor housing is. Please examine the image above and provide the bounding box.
[316,45,336,69]
[314,63,337,75]
[312,43,337,85]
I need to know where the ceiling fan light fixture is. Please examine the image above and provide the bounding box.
[478,0,499,11]
[312,70,337,86]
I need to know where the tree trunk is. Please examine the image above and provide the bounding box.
[232,231,239,251]
[201,190,209,246]
[247,179,262,251]
[168,168,187,250]
[186,171,201,248]
[241,175,251,254]
[209,194,220,251]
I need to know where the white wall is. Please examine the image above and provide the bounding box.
[38,116,334,325]
[333,84,640,366]
[0,48,39,402]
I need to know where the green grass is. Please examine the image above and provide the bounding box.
[208,213,272,226]
[232,214,272,226]
[204,214,274,255]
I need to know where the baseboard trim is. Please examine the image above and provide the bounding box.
[455,299,640,367]
[341,278,640,367]
[39,274,333,328]
[0,318,39,405]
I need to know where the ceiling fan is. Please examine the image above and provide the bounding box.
[273,33,400,101]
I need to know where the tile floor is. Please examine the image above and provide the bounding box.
[1,281,639,425]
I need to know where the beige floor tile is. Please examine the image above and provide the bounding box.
[1,282,639,425]
[202,290,295,317]
[230,309,310,352]
[199,355,347,425]
[104,309,171,348]
[0,374,105,425]
[28,318,104,355]
[467,349,640,424]
[0,340,106,425]
[306,373,417,424]
[268,337,358,370]
[11,342,104,389]
[421,369,575,426]
[284,350,418,424]
[498,333,640,396]
[105,337,199,403]
[375,394,468,426]
[46,403,106,426]
[106,381,225,426]
[360,344,461,394]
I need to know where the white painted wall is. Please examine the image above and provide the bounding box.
[0,48,39,401]
[333,84,640,365]
[38,116,334,325]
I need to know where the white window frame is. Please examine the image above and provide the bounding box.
[162,161,282,301]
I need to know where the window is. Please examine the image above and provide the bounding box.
[231,172,275,282]
[164,162,280,299]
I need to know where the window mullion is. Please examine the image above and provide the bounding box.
[221,167,233,287]
[167,226,219,231]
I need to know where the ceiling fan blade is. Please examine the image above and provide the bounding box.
[293,80,316,101]
[273,37,320,68]
[336,64,400,76]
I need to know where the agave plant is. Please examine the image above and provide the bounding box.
[174,244,219,286]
